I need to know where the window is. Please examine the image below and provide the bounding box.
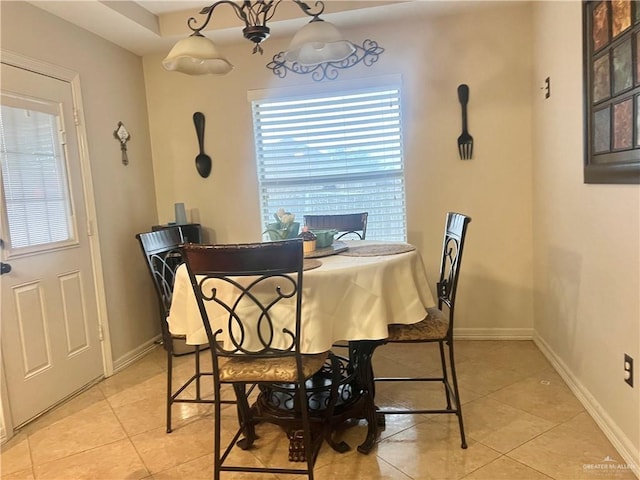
[251,80,407,241]
[0,96,73,251]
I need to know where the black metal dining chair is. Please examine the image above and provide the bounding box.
[183,239,341,480]
[372,212,471,449]
[303,212,368,240]
[136,229,232,433]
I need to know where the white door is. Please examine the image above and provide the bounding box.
[0,63,104,428]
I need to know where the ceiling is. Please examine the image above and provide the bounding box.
[136,1,207,15]
[26,1,503,57]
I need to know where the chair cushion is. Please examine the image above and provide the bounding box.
[218,352,328,382]
[387,307,449,342]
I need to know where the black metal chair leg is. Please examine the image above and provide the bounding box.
[439,341,452,409]
[297,382,315,480]
[194,344,201,400]
[213,385,222,480]
[234,383,257,450]
[166,345,173,433]
[448,343,467,448]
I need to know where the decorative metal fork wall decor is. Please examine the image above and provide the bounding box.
[457,84,474,160]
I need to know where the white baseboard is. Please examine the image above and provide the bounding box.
[534,334,640,479]
[453,327,534,340]
[111,335,162,374]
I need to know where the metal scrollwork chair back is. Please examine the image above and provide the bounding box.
[437,215,466,311]
[372,212,471,449]
[303,212,368,240]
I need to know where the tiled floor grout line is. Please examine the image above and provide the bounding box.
[25,433,36,480]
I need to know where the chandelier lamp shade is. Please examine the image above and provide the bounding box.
[163,33,234,75]
[162,0,384,81]
[283,18,355,65]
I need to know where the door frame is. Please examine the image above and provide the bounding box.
[0,50,113,441]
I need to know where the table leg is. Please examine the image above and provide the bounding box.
[349,340,385,454]
[240,343,385,459]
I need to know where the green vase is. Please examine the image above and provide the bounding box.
[265,222,300,241]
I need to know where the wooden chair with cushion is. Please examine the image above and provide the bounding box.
[182,239,341,480]
[136,229,232,433]
[372,212,471,449]
[303,212,368,240]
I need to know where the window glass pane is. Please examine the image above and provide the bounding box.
[252,84,407,241]
[613,39,633,94]
[0,102,72,249]
[594,107,611,153]
[593,2,610,50]
[613,97,633,149]
[612,0,632,37]
[593,53,611,103]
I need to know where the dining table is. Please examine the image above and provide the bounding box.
[167,240,436,456]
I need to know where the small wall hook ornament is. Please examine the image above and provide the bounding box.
[541,76,551,99]
[113,121,130,165]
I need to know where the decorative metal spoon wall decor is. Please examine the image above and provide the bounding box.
[193,112,212,178]
[457,84,473,160]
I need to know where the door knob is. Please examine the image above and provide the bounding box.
[0,262,11,275]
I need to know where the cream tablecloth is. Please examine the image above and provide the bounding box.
[167,241,435,354]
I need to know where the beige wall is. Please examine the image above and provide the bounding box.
[143,2,535,337]
[1,2,161,365]
[532,1,639,466]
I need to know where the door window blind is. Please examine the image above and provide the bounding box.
[252,83,407,241]
[0,99,73,250]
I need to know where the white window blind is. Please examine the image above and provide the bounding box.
[0,100,73,250]
[252,83,407,241]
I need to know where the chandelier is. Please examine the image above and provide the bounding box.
[162,0,385,81]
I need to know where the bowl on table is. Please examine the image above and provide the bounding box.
[299,230,317,254]
[310,229,338,249]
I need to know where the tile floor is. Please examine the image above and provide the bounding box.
[1,340,637,480]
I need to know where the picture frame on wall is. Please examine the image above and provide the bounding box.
[583,0,640,184]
